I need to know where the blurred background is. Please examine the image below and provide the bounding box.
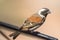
[0,0,60,40]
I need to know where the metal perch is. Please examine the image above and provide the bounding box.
[0,22,58,40]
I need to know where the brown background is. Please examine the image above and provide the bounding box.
[0,0,60,40]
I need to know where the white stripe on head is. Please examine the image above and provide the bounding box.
[38,9,45,18]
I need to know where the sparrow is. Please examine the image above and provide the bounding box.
[9,8,51,39]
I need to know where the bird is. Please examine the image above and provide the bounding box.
[9,8,51,40]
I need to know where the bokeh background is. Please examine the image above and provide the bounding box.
[0,0,60,40]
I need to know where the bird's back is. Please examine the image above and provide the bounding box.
[27,14,43,23]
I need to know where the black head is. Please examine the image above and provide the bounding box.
[38,8,51,17]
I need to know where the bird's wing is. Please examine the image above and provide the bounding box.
[21,15,46,31]
[28,17,46,31]
[27,15,42,23]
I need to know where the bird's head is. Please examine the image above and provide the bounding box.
[38,8,51,17]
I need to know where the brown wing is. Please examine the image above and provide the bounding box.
[22,15,43,31]
[28,15,42,23]
[26,15,46,31]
